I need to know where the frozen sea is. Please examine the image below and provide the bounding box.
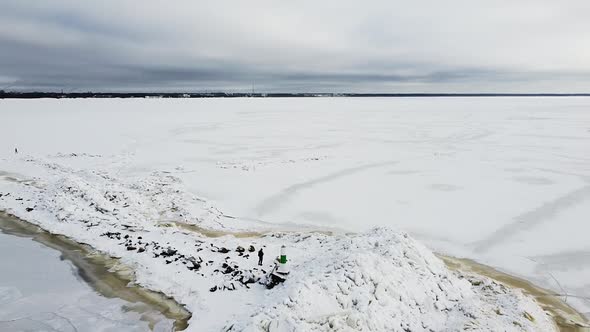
[0,214,174,331]
[1,97,589,318]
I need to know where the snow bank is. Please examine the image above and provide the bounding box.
[236,230,554,331]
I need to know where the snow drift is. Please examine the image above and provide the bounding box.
[236,230,554,331]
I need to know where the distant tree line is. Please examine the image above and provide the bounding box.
[1,91,589,99]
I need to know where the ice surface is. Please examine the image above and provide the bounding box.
[1,97,589,328]
[0,229,173,331]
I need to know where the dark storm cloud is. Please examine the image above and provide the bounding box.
[1,0,589,92]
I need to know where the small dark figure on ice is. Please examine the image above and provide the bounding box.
[258,248,264,266]
[14,147,18,154]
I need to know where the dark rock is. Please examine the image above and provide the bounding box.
[188,261,201,271]
[248,245,255,252]
[137,248,145,253]
[95,206,109,214]
[222,264,235,275]
[239,276,257,288]
[160,248,177,257]
[209,286,217,292]
[266,273,289,289]
[218,247,230,254]
[101,232,121,240]
[236,246,245,253]
[126,246,137,251]
[25,207,34,212]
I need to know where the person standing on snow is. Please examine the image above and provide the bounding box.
[14,147,18,154]
[258,248,264,266]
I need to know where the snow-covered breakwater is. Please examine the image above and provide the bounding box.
[0,156,562,331]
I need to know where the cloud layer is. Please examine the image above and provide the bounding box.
[1,1,589,92]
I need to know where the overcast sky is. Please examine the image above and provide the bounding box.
[1,1,589,92]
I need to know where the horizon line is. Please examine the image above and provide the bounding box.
[2,91,590,99]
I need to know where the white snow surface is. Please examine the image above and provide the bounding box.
[1,97,588,329]
[0,230,174,332]
[237,230,552,331]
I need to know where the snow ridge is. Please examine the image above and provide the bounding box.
[11,157,228,233]
[236,229,554,331]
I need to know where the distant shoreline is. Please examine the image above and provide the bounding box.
[2,91,590,99]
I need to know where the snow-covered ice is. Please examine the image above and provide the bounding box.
[1,97,589,330]
[0,219,174,331]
